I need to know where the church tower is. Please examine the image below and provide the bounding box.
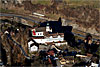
[46,23,52,32]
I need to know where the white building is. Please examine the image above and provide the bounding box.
[28,40,38,52]
[31,23,65,45]
[31,29,44,37]
[31,23,52,37]
[28,41,34,48]
[30,45,38,52]
[54,41,68,46]
[33,35,64,44]
[85,62,99,67]
[4,31,9,34]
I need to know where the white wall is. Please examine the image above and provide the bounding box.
[35,32,44,36]
[46,26,52,32]
[28,40,38,52]
[34,39,46,43]
[33,36,64,44]
[30,45,38,52]
[28,41,34,48]
[55,42,68,46]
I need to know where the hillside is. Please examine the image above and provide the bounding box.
[0,0,100,35]
[22,0,100,35]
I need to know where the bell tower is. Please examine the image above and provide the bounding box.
[46,23,52,32]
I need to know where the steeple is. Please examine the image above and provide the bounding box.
[58,17,61,22]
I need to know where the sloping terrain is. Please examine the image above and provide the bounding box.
[0,0,100,35]
[22,0,100,34]
[0,20,30,65]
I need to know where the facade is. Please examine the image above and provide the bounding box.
[4,31,9,34]
[31,23,52,37]
[54,41,68,46]
[30,21,67,46]
[31,29,44,37]
[30,45,38,52]
[46,23,52,32]
[28,39,38,52]
[28,41,34,48]
[34,35,64,44]
[90,63,99,67]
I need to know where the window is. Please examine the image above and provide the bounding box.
[40,33,41,35]
[38,33,39,35]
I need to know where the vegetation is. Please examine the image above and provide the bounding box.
[96,46,100,57]
[0,8,15,13]
[64,0,99,7]
[31,0,99,9]
[46,13,62,20]
[31,0,52,5]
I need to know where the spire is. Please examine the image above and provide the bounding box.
[58,17,61,22]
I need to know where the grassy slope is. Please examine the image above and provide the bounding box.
[31,0,99,7]
[0,8,15,13]
[30,0,99,19]
[64,0,100,8]
[31,0,52,5]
